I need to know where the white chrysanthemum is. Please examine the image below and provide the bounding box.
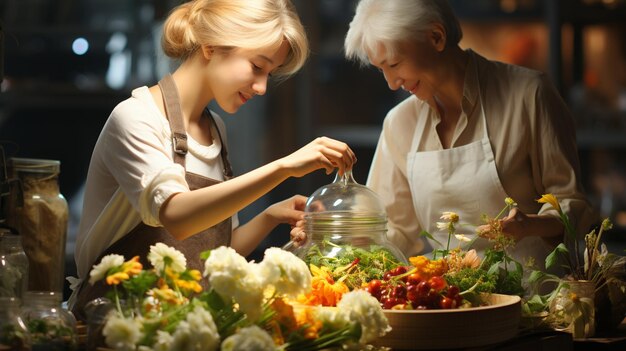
[337,290,391,344]
[103,314,142,351]
[184,305,220,351]
[258,247,311,298]
[152,330,173,351]
[221,325,276,351]
[89,254,125,285]
[148,243,187,273]
[170,320,193,350]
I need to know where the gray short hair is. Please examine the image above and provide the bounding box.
[344,0,462,65]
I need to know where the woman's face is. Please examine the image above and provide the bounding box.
[369,35,442,102]
[206,41,290,113]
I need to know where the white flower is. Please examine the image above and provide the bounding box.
[454,234,472,242]
[440,211,459,223]
[184,305,220,351]
[435,222,448,231]
[148,243,187,273]
[337,290,391,344]
[89,254,125,285]
[103,314,142,351]
[258,247,312,298]
[203,246,265,321]
[315,306,350,330]
[152,330,173,351]
[221,325,276,351]
[170,320,193,350]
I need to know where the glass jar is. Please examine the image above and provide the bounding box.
[0,297,31,351]
[84,298,114,351]
[549,279,596,339]
[285,171,407,290]
[0,229,29,298]
[6,158,69,293]
[20,291,77,351]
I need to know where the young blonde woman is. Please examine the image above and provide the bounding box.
[344,0,595,266]
[70,0,356,319]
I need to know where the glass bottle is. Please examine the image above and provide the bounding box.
[285,171,407,290]
[0,297,31,351]
[0,229,29,298]
[20,291,77,351]
[6,158,69,293]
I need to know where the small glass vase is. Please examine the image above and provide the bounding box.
[549,279,596,339]
[0,297,31,351]
[0,230,29,299]
[20,291,77,351]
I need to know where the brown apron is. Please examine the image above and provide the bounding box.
[72,74,233,321]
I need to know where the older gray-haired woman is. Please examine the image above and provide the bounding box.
[344,0,596,266]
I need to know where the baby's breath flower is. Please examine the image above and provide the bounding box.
[337,290,391,344]
[221,325,276,351]
[258,247,312,298]
[436,222,449,231]
[153,330,173,351]
[89,254,125,285]
[148,243,187,274]
[103,314,143,351]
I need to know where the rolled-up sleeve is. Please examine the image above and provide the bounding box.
[100,102,189,226]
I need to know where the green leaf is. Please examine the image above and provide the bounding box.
[527,270,547,285]
[487,262,501,276]
[200,250,212,261]
[546,243,568,269]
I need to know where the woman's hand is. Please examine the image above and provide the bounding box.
[279,137,356,178]
[264,195,307,227]
[476,208,528,242]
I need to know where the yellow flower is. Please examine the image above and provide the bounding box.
[505,197,517,206]
[106,272,130,285]
[121,256,143,277]
[298,264,348,307]
[537,194,561,213]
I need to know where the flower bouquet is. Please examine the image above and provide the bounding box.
[85,243,391,351]
[523,194,626,338]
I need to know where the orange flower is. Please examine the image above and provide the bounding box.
[409,256,448,280]
[105,256,143,285]
[106,272,129,285]
[298,264,349,306]
[295,305,323,339]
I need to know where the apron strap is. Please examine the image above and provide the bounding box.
[203,108,234,179]
[158,74,187,166]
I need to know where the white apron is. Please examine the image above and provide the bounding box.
[405,71,551,266]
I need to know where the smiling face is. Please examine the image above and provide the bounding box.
[369,27,445,102]
[203,41,291,113]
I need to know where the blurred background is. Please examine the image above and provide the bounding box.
[1,0,626,300]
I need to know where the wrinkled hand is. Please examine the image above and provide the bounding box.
[280,137,356,178]
[476,208,528,242]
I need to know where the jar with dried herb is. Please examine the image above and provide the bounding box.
[6,158,69,293]
[21,291,77,351]
[0,297,31,351]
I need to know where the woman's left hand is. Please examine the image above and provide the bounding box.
[265,195,307,227]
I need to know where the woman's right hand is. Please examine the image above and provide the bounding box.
[279,137,356,177]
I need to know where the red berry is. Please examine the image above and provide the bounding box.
[440,296,454,309]
[407,273,422,285]
[446,285,460,297]
[429,276,447,292]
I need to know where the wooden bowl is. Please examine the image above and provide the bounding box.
[374,294,522,350]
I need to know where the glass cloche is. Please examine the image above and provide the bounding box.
[285,170,407,289]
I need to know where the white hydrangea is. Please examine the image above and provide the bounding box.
[257,247,311,298]
[221,325,276,351]
[103,313,143,351]
[337,290,391,344]
[184,305,220,351]
[152,330,173,351]
[148,243,187,273]
[203,246,265,321]
[89,254,125,285]
[314,306,350,330]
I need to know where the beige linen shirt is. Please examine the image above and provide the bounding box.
[367,50,596,257]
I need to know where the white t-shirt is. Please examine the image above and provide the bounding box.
[74,86,239,279]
